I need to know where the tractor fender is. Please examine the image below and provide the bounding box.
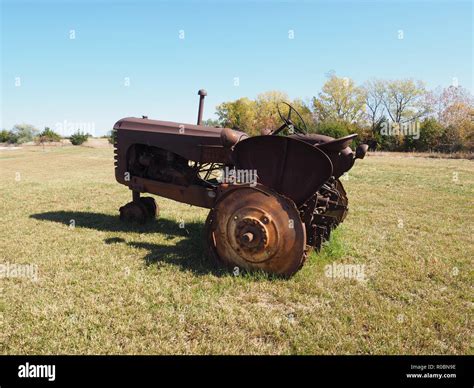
[232,136,333,207]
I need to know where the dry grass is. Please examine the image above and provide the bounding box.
[0,146,472,354]
[371,150,474,160]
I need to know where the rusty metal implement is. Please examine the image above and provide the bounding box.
[113,91,367,277]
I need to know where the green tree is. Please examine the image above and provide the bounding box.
[216,91,315,136]
[312,75,366,123]
[254,91,289,131]
[216,97,256,134]
[288,98,315,133]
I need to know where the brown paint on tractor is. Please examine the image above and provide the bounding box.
[113,90,367,277]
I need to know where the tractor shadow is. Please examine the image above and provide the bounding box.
[30,210,194,235]
[121,240,224,277]
[30,210,225,276]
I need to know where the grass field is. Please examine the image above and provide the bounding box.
[1,144,472,355]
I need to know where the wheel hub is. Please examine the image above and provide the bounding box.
[205,185,306,276]
[234,217,268,253]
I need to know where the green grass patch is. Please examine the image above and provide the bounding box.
[1,146,472,354]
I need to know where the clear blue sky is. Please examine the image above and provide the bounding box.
[1,0,472,136]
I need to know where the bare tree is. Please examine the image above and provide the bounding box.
[381,79,428,123]
[363,79,385,130]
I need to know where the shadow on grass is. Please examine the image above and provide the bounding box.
[30,210,199,236]
[122,240,226,277]
[30,210,227,277]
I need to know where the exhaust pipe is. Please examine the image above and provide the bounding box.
[197,89,207,125]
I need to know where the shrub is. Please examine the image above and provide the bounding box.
[413,118,445,151]
[107,129,117,145]
[0,129,10,142]
[439,125,465,153]
[38,127,62,143]
[315,120,350,139]
[11,124,38,144]
[70,131,90,145]
[6,131,19,144]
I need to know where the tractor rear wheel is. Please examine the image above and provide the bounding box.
[205,186,306,277]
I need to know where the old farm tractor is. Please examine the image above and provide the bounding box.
[113,90,368,277]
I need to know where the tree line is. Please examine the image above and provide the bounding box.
[0,125,93,146]
[2,76,472,153]
[207,75,474,152]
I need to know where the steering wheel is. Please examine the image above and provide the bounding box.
[271,101,308,136]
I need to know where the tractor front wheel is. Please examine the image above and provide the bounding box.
[119,197,158,223]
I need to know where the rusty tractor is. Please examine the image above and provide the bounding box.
[113,90,368,277]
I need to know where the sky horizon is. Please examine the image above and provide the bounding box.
[1,0,472,136]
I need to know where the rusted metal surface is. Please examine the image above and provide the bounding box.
[289,133,359,179]
[204,184,306,277]
[113,117,241,176]
[197,89,207,125]
[114,91,367,277]
[129,175,216,208]
[232,135,333,206]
